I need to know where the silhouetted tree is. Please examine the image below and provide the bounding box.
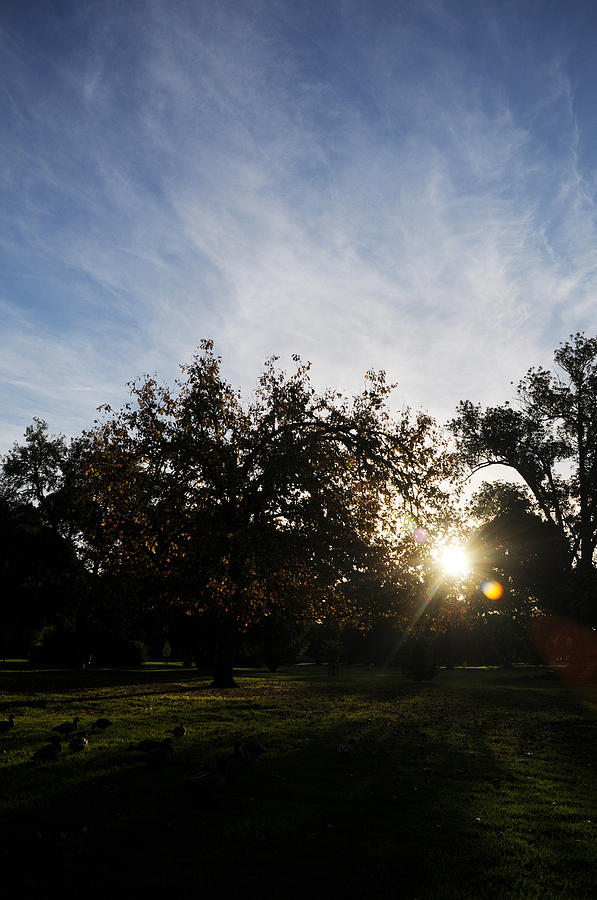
[444,482,568,664]
[451,333,597,620]
[241,614,300,671]
[468,481,568,610]
[78,341,457,686]
[0,420,147,664]
[0,498,79,657]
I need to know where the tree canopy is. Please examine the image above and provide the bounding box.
[467,480,569,614]
[73,341,457,684]
[10,334,597,674]
[450,333,597,577]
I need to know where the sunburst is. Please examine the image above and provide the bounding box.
[439,543,471,577]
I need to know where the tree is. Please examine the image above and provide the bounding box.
[461,481,569,663]
[450,334,597,612]
[78,341,457,685]
[0,419,149,665]
[0,418,70,534]
[467,481,569,608]
[0,421,93,662]
[0,498,77,657]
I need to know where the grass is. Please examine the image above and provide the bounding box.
[0,662,596,898]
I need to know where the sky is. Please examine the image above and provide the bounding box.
[3,0,597,460]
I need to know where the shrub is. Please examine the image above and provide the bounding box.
[29,625,148,667]
[91,633,148,666]
[29,625,83,667]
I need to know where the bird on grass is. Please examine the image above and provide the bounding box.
[69,733,89,752]
[0,713,15,734]
[91,717,112,731]
[52,716,80,737]
[170,723,186,738]
[32,736,62,762]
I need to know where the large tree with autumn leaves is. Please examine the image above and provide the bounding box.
[76,341,457,685]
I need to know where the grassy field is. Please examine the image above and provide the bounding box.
[0,662,595,898]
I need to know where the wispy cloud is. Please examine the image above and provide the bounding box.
[2,0,597,453]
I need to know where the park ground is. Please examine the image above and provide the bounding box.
[0,662,595,898]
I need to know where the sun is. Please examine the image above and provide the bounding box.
[439,543,471,577]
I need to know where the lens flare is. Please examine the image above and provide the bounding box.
[481,580,503,600]
[413,527,428,543]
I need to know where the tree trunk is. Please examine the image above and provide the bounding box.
[210,628,238,688]
[576,394,593,574]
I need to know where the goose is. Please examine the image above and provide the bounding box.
[52,715,80,737]
[0,713,15,734]
[33,736,62,762]
[91,717,112,730]
[69,733,89,752]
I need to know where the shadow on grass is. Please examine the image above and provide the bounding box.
[1,667,595,899]
[1,719,496,897]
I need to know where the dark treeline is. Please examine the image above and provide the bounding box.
[2,334,596,684]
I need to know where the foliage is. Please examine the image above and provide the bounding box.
[0,495,84,657]
[0,418,69,530]
[467,480,569,615]
[28,624,148,667]
[76,341,457,684]
[450,333,597,584]
[238,614,300,671]
[301,620,341,664]
[420,480,572,666]
[0,421,164,662]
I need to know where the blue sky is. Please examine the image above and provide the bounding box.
[3,0,597,455]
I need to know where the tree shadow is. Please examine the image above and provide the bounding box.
[1,668,595,899]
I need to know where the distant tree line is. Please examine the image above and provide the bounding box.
[2,333,596,683]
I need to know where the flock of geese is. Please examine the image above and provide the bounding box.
[0,712,115,762]
[0,710,266,789]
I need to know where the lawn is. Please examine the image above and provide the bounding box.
[0,662,595,898]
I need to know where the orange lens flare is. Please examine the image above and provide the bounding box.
[481,580,503,600]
